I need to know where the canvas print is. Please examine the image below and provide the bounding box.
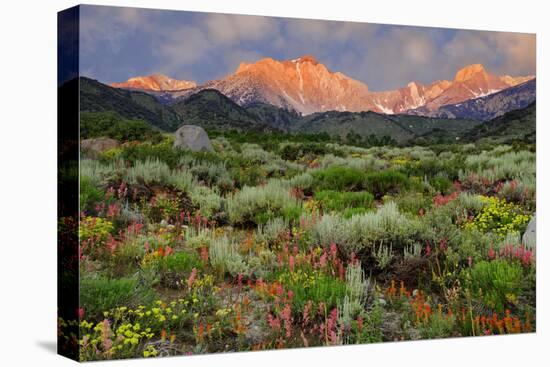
[57,4,536,361]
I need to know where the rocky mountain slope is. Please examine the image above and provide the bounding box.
[79,77,182,131]
[111,73,196,92]
[460,102,535,143]
[111,56,532,116]
[292,111,481,144]
[75,77,535,144]
[172,89,277,132]
[410,78,536,121]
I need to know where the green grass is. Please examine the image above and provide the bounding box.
[315,190,374,212]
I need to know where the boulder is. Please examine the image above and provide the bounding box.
[81,137,120,154]
[522,213,536,247]
[173,125,213,152]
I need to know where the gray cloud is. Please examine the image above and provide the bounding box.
[79,5,536,89]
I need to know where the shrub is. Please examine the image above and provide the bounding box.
[465,260,524,313]
[312,214,349,248]
[228,164,266,188]
[164,251,202,275]
[180,157,234,191]
[255,217,289,244]
[143,250,205,287]
[384,191,431,215]
[277,269,347,312]
[430,176,452,194]
[279,142,341,161]
[315,190,374,212]
[119,139,182,168]
[497,178,535,210]
[189,186,223,218]
[456,193,485,212]
[80,159,122,186]
[80,111,161,142]
[364,170,410,198]
[341,207,370,219]
[339,263,371,328]
[312,166,366,191]
[346,202,418,255]
[287,172,314,191]
[80,176,104,212]
[79,217,114,242]
[240,143,276,164]
[464,197,530,237]
[209,236,248,277]
[80,276,156,319]
[125,159,171,186]
[313,202,418,257]
[226,180,301,226]
[107,119,160,142]
[124,159,196,193]
[248,250,277,279]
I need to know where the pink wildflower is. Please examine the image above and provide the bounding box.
[187,268,197,288]
[488,245,496,260]
[289,256,295,272]
[319,251,328,268]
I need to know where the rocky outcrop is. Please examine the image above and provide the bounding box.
[81,137,120,154]
[522,213,536,247]
[111,73,196,92]
[173,125,213,152]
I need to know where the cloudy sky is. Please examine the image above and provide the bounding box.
[79,5,536,91]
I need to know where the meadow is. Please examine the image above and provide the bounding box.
[60,115,536,360]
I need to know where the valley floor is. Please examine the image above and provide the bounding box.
[59,132,536,360]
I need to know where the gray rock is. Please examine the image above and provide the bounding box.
[522,213,536,247]
[173,125,213,152]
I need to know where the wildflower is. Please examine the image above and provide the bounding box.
[281,303,293,338]
[287,290,294,301]
[425,244,431,257]
[267,313,281,330]
[101,319,113,353]
[302,300,313,326]
[488,245,495,260]
[326,308,339,345]
[105,235,117,254]
[106,203,121,218]
[338,262,345,280]
[289,256,295,272]
[439,238,447,252]
[187,268,197,288]
[319,251,328,268]
[329,242,338,260]
[356,316,363,332]
[200,246,209,263]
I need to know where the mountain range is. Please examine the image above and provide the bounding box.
[72,75,535,145]
[409,78,536,121]
[111,73,196,92]
[110,56,533,116]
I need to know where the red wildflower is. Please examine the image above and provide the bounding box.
[187,268,197,288]
[488,245,495,260]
